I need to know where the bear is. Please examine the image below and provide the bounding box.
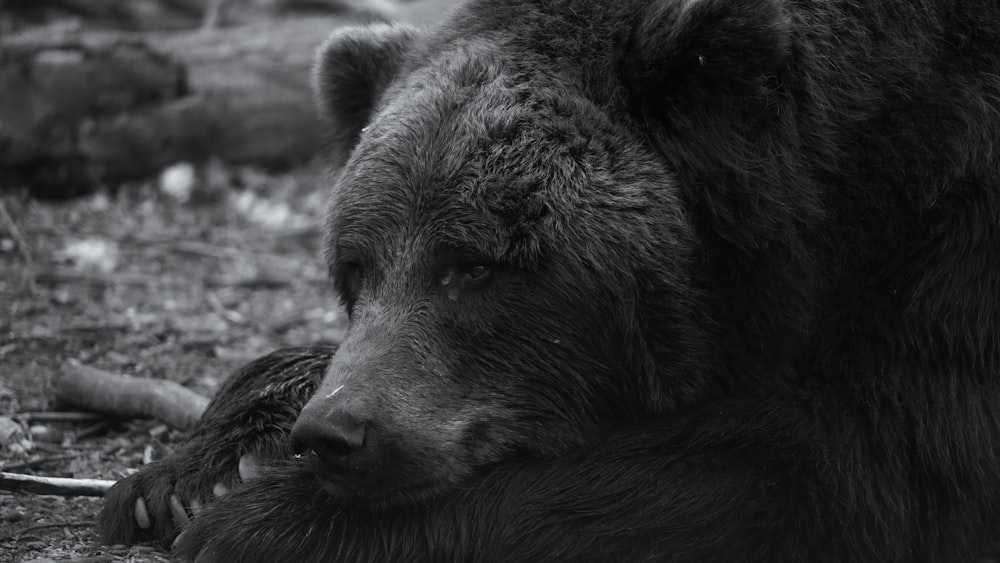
[98,0,1000,561]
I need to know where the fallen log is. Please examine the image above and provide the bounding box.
[0,14,370,197]
[51,360,209,431]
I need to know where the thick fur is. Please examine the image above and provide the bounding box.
[101,0,1000,561]
[98,347,333,547]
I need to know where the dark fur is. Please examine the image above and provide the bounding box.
[100,0,1000,561]
[98,347,332,547]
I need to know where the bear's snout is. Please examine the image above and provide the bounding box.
[290,401,375,488]
[291,408,367,458]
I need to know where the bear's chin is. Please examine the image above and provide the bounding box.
[315,474,453,506]
[303,452,463,506]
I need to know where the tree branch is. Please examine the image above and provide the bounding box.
[0,472,114,497]
[52,360,209,431]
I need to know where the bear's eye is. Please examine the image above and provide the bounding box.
[465,264,491,282]
[461,263,494,284]
[335,261,365,306]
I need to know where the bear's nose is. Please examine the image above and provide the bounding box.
[290,409,368,463]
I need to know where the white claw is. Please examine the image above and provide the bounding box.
[212,482,230,497]
[135,497,151,529]
[238,454,261,481]
[169,494,191,527]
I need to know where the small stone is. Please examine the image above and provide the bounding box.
[160,162,197,203]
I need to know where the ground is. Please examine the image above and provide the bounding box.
[0,162,347,562]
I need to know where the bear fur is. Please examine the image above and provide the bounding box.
[99,0,1000,561]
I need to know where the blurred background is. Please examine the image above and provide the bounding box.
[1,0,454,199]
[0,1,454,560]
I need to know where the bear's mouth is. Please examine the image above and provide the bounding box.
[301,449,453,505]
[315,473,449,506]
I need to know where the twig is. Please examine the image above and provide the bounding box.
[80,340,117,363]
[0,472,113,497]
[74,421,111,440]
[15,412,104,424]
[206,292,246,324]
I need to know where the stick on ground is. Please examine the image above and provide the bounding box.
[0,472,114,497]
[52,360,209,431]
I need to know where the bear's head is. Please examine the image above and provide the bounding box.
[291,0,813,503]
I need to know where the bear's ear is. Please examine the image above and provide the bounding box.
[624,0,790,128]
[623,0,813,248]
[314,24,418,166]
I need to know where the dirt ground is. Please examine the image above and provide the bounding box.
[0,162,347,562]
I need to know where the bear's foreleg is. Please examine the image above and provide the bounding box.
[98,346,334,547]
[172,396,955,562]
